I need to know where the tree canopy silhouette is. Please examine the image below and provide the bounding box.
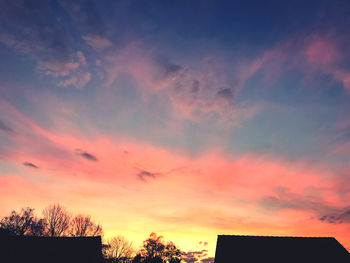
[0,207,45,236]
[1,204,103,238]
[43,204,71,237]
[138,233,182,263]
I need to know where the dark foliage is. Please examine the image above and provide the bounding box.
[0,205,102,238]
[138,233,182,263]
[0,207,46,236]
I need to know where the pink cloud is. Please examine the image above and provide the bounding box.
[76,51,87,66]
[36,50,91,89]
[305,38,340,67]
[1,100,347,208]
[100,43,266,123]
[333,70,350,91]
[0,100,344,199]
[58,71,91,89]
[304,36,350,91]
[82,34,112,50]
[38,60,80,77]
[1,109,350,253]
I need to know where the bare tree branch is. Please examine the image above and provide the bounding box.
[43,204,71,237]
[70,214,103,237]
[0,207,34,235]
[104,235,135,263]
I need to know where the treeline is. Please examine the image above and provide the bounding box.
[0,205,183,263]
[0,204,102,237]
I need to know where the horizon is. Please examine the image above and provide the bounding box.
[1,0,350,261]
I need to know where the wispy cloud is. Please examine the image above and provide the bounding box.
[320,208,350,224]
[137,170,157,182]
[58,0,112,51]
[23,162,39,169]
[0,0,91,89]
[75,149,98,162]
[257,186,350,225]
[102,44,262,124]
[305,35,350,91]
[182,250,213,263]
[82,35,112,50]
[0,120,14,134]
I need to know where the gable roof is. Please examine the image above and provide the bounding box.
[0,232,102,263]
[214,235,350,263]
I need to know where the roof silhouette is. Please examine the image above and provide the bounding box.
[214,235,350,263]
[0,231,102,263]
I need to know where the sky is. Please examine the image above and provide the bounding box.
[1,0,350,260]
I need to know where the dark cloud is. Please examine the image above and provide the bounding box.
[137,170,156,182]
[151,55,240,121]
[75,149,98,161]
[216,88,234,101]
[23,162,39,169]
[182,253,197,263]
[182,251,207,263]
[155,56,182,78]
[259,195,298,210]
[258,187,350,225]
[320,208,350,224]
[200,257,214,263]
[182,250,213,263]
[0,120,14,134]
[258,187,325,212]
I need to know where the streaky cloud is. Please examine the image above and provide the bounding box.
[137,170,157,182]
[23,162,39,169]
[320,208,350,224]
[75,149,98,162]
[0,119,14,134]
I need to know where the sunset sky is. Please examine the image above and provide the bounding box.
[1,0,350,260]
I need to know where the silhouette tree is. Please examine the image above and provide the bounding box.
[1,205,105,238]
[28,218,46,236]
[70,214,103,237]
[141,233,165,259]
[132,254,143,263]
[164,242,182,263]
[43,204,70,237]
[104,235,134,263]
[138,233,183,263]
[0,207,36,236]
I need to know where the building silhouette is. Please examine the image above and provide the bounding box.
[214,235,350,263]
[0,230,102,263]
